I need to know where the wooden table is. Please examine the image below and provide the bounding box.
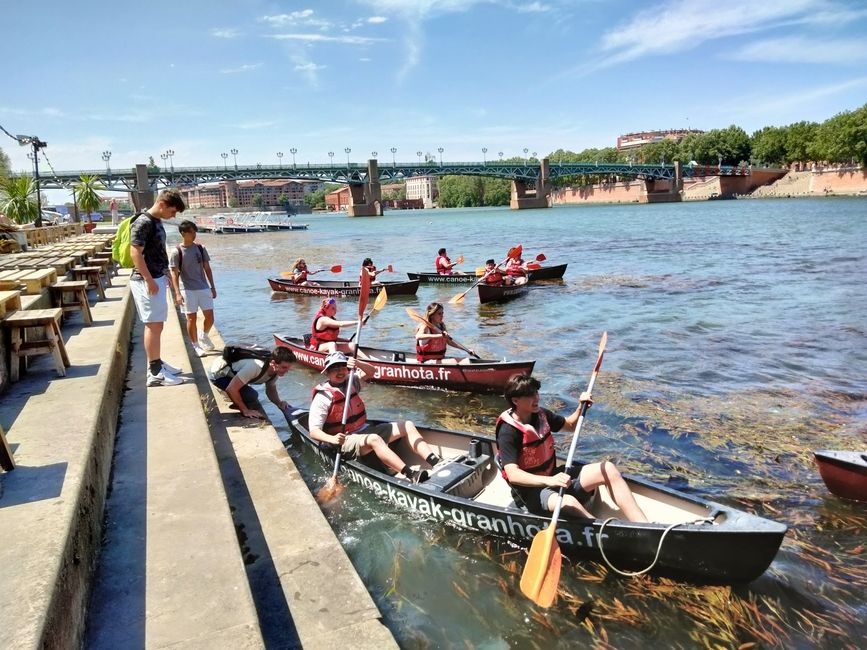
[0,290,22,318]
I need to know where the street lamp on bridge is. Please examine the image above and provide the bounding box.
[523,148,528,163]
[371,150,377,160]
[416,151,422,164]
[221,152,228,170]
[328,151,334,168]
[345,147,351,165]
[166,149,175,183]
[482,147,487,164]
[390,147,397,166]
[160,152,168,174]
[290,147,297,169]
[277,151,283,168]
[231,148,238,170]
[532,151,537,160]
[437,147,443,166]
[718,153,723,169]
[102,150,112,177]
[498,151,503,160]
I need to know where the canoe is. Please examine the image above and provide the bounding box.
[285,411,787,583]
[477,281,529,304]
[274,335,534,393]
[268,277,420,297]
[814,450,867,501]
[407,264,567,284]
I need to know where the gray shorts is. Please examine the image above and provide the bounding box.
[130,275,168,323]
[181,288,214,314]
[537,482,596,513]
[340,422,400,459]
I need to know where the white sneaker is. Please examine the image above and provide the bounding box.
[162,360,183,375]
[147,369,183,387]
[198,332,215,351]
[192,344,206,357]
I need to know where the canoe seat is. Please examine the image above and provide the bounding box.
[303,333,312,348]
[393,352,406,362]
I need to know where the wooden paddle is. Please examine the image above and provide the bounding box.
[535,253,546,262]
[449,245,522,304]
[280,264,342,279]
[520,331,608,608]
[454,255,464,265]
[316,267,372,503]
[350,287,387,341]
[405,307,481,359]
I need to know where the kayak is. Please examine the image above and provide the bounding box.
[814,450,867,502]
[285,411,787,583]
[268,277,420,297]
[274,335,534,393]
[407,264,567,284]
[477,281,529,304]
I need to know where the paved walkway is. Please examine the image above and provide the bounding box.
[0,270,396,649]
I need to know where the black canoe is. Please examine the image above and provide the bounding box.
[273,335,535,393]
[286,411,786,583]
[814,450,867,502]
[407,264,567,284]
[268,277,419,297]
[477,281,529,304]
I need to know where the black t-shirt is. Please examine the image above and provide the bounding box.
[129,212,168,280]
[496,408,566,502]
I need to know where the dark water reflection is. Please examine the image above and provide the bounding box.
[184,198,866,647]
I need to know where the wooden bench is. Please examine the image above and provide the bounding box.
[2,308,70,382]
[0,268,58,295]
[50,281,93,325]
[0,290,22,318]
[70,266,105,300]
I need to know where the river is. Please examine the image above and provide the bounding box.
[181,198,866,648]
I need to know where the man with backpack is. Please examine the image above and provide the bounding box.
[169,220,217,357]
[129,188,188,387]
[208,346,296,419]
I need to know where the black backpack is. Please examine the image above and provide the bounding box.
[222,345,272,382]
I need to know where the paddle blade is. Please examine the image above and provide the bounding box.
[373,286,387,311]
[316,476,344,504]
[330,264,343,273]
[455,255,464,265]
[475,267,486,276]
[535,253,547,262]
[280,271,293,278]
[386,264,393,273]
[508,244,523,260]
[449,293,466,305]
[520,527,562,608]
[526,263,541,270]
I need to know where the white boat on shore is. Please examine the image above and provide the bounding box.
[193,212,308,234]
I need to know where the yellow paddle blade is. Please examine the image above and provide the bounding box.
[455,255,464,265]
[520,526,562,608]
[373,287,388,311]
[316,476,344,504]
[280,271,294,278]
[475,267,486,276]
[449,293,466,305]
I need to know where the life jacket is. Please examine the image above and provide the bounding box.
[309,309,339,349]
[312,381,367,434]
[505,260,526,277]
[416,323,447,362]
[436,255,452,275]
[485,268,505,285]
[293,267,308,284]
[496,409,556,481]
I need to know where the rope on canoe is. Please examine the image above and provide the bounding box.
[596,516,715,577]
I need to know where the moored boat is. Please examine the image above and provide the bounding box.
[527,263,568,281]
[285,411,787,583]
[274,335,534,393]
[407,272,477,284]
[268,277,420,297]
[477,281,529,304]
[814,450,867,501]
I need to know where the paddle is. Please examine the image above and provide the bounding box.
[350,287,387,341]
[454,255,464,266]
[449,245,522,305]
[280,264,342,279]
[526,263,542,270]
[519,331,608,608]
[535,253,547,262]
[405,307,481,359]
[316,267,372,504]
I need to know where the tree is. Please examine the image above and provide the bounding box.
[0,147,10,179]
[305,183,339,209]
[751,126,788,166]
[74,174,105,224]
[0,176,39,224]
[251,193,264,208]
[227,197,239,208]
[277,193,289,207]
[438,175,484,207]
[147,156,160,173]
[482,177,511,206]
[784,121,819,164]
[810,104,867,165]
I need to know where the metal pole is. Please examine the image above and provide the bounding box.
[33,144,43,227]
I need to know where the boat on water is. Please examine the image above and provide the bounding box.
[268,277,420,297]
[478,281,529,304]
[194,212,309,233]
[814,450,867,501]
[274,335,535,393]
[285,411,787,583]
[407,264,568,284]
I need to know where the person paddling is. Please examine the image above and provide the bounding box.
[504,254,528,280]
[289,258,320,286]
[483,258,522,286]
[308,352,442,483]
[308,297,368,358]
[496,373,648,522]
[414,302,473,365]
[435,247,465,275]
[362,257,387,284]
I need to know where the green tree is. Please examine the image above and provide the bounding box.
[482,177,511,206]
[277,193,289,206]
[810,104,867,165]
[751,126,788,166]
[0,146,10,179]
[0,175,39,224]
[227,197,239,208]
[438,175,484,207]
[74,174,105,224]
[147,156,160,173]
[305,183,339,209]
[784,121,819,164]
[251,193,264,208]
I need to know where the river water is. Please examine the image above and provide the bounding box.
[184,198,866,648]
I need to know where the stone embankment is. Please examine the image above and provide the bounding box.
[0,268,396,648]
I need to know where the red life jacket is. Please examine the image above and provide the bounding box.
[496,409,556,481]
[309,309,339,349]
[312,382,367,434]
[416,324,447,362]
[293,268,308,284]
[505,260,526,277]
[485,268,505,285]
[436,255,452,275]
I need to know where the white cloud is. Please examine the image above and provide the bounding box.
[367,16,388,23]
[269,33,383,45]
[261,10,331,30]
[232,120,279,130]
[293,60,327,87]
[219,63,264,74]
[516,2,550,13]
[211,28,241,38]
[728,37,867,64]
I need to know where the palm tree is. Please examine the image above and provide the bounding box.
[74,174,105,225]
[0,176,39,224]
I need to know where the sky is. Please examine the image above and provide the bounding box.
[2,0,866,202]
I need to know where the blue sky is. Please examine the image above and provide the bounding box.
[2,0,866,187]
